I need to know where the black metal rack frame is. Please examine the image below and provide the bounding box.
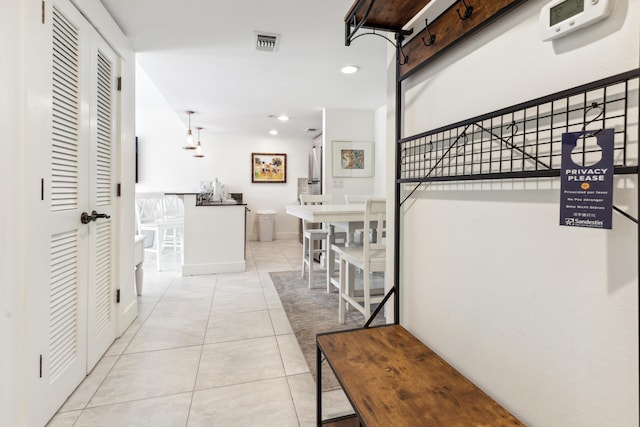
[387,68,640,325]
[398,69,639,190]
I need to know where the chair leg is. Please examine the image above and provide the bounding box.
[338,257,346,324]
[363,267,371,319]
[328,248,338,293]
[155,228,162,272]
[349,265,357,314]
[308,239,314,288]
[301,237,306,278]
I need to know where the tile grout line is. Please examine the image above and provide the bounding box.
[184,272,219,427]
[260,243,304,427]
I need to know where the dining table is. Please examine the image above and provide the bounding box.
[285,203,368,292]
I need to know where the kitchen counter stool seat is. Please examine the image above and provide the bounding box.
[300,194,333,288]
[135,192,184,271]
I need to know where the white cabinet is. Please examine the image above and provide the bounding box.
[181,194,247,275]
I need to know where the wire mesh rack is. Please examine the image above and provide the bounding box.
[398,69,639,185]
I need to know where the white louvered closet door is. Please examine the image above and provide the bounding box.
[86,32,118,371]
[41,3,90,421]
[29,1,119,424]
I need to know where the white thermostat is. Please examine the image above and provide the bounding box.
[539,0,612,41]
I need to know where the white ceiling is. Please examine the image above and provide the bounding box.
[99,0,390,140]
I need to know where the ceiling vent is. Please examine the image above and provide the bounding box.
[254,32,280,52]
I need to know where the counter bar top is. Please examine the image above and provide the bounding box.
[196,201,247,207]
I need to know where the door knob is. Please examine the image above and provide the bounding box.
[81,211,111,224]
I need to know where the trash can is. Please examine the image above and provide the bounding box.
[257,210,276,242]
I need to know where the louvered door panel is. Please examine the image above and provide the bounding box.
[94,221,112,335]
[48,231,79,382]
[95,50,112,207]
[51,6,79,212]
[36,3,89,422]
[86,36,117,371]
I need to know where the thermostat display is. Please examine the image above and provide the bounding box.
[540,0,612,41]
[550,0,584,26]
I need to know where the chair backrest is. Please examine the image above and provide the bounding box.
[163,195,184,219]
[299,194,332,205]
[299,194,333,231]
[134,192,165,232]
[344,194,368,205]
[364,197,386,257]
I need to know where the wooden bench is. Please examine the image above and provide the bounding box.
[316,324,524,426]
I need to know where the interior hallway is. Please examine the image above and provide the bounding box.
[47,239,352,427]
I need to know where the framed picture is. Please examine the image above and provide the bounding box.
[251,152,287,183]
[332,141,373,177]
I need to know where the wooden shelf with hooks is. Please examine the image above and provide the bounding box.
[344,0,529,79]
[399,0,527,79]
[345,0,433,45]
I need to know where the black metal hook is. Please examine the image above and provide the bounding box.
[456,0,473,21]
[504,122,519,146]
[421,19,436,47]
[455,132,469,155]
[395,31,409,65]
[582,102,604,132]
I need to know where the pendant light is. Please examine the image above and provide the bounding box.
[194,127,205,158]
[183,110,196,150]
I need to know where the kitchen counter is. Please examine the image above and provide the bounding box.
[167,192,244,206]
[196,201,245,206]
[179,194,247,275]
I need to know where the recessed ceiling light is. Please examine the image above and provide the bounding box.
[269,129,279,135]
[277,114,289,122]
[341,65,359,74]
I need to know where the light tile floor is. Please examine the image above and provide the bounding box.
[47,239,353,427]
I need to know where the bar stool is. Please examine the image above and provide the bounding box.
[300,194,332,288]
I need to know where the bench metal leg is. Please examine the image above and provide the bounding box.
[316,343,322,426]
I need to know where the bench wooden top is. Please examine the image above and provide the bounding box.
[317,325,524,427]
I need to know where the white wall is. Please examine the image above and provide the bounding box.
[135,65,311,240]
[393,0,638,426]
[373,105,388,196]
[323,108,380,202]
[1,2,24,426]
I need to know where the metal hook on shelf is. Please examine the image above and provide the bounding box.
[395,31,409,65]
[455,132,469,155]
[504,121,519,145]
[582,102,604,132]
[456,0,473,21]
[421,19,436,47]
[423,140,433,158]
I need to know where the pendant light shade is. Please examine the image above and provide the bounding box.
[183,110,197,150]
[194,127,205,158]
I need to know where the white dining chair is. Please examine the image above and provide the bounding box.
[299,194,333,288]
[161,194,184,252]
[344,194,370,245]
[135,192,184,271]
[335,197,386,323]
